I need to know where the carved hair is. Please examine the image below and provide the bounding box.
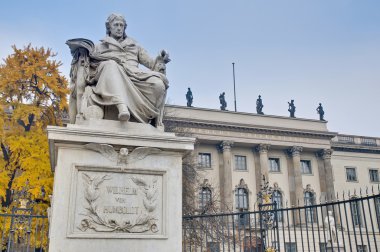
[105,13,127,38]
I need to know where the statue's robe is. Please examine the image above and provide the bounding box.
[89,36,168,124]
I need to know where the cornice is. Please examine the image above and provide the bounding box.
[164,117,337,139]
[332,144,380,154]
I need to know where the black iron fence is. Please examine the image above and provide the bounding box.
[183,193,380,251]
[0,208,48,252]
[0,194,378,251]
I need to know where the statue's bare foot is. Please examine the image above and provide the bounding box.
[117,104,130,121]
[118,112,130,121]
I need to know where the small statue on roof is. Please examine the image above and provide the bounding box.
[316,103,325,121]
[219,92,227,111]
[288,99,296,118]
[256,95,264,115]
[186,87,193,107]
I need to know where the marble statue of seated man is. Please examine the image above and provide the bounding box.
[67,13,170,127]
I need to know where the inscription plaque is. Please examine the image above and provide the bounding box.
[68,166,166,238]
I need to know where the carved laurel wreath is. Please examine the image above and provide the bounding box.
[78,173,159,233]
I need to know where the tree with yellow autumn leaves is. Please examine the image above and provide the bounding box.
[0,44,69,213]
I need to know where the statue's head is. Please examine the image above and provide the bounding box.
[106,13,127,39]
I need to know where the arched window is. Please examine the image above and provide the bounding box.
[199,187,212,210]
[272,190,283,222]
[235,188,249,210]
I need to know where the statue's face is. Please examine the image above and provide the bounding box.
[109,18,125,40]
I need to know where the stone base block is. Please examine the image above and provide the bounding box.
[47,122,194,252]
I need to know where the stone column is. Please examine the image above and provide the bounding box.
[315,151,327,203]
[219,141,234,211]
[318,149,336,202]
[254,144,271,193]
[287,146,304,225]
[286,146,304,206]
[318,149,340,225]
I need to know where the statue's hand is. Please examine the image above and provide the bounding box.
[159,50,170,64]
[153,50,170,74]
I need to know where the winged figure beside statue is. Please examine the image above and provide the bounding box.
[84,143,161,167]
[67,13,170,127]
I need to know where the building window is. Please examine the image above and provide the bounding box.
[350,199,362,226]
[237,212,250,227]
[319,243,327,252]
[346,167,357,182]
[199,187,212,210]
[357,245,368,252]
[244,237,258,252]
[235,188,249,210]
[272,190,283,222]
[207,242,220,252]
[285,242,297,252]
[375,197,380,229]
[235,155,247,171]
[269,158,280,172]
[198,153,211,168]
[271,241,279,250]
[301,160,312,174]
[369,169,379,182]
[304,191,316,222]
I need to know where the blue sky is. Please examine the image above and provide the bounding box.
[1,0,379,136]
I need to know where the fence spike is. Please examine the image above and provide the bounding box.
[348,190,351,197]
[336,192,339,201]
[354,188,357,196]
[359,188,362,196]
[297,198,300,207]
[285,200,288,207]
[365,186,368,195]
[372,185,374,195]
[342,190,345,200]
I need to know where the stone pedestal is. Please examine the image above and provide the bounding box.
[47,120,194,252]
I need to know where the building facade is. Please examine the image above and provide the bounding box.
[166,105,380,251]
[165,105,380,211]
